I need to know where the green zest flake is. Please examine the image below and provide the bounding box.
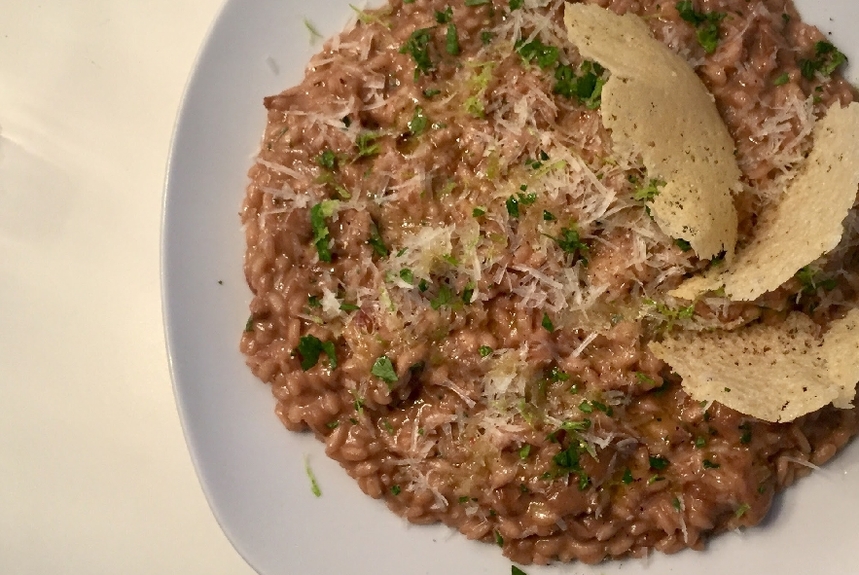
[445,23,460,56]
[800,41,847,79]
[509,0,523,9]
[408,106,429,136]
[512,566,528,575]
[494,530,504,546]
[400,28,435,79]
[480,30,494,45]
[674,238,692,252]
[649,456,670,471]
[368,223,389,257]
[621,468,634,484]
[472,206,486,217]
[303,18,323,44]
[422,88,441,98]
[371,355,398,384]
[561,419,591,432]
[296,335,338,371]
[518,444,532,459]
[310,200,339,262]
[773,72,790,86]
[399,268,414,284]
[553,61,606,109]
[304,456,322,497]
[516,38,559,69]
[478,345,493,357]
[434,5,453,23]
[506,195,520,218]
[542,210,556,221]
[633,178,665,202]
[316,149,338,170]
[735,503,751,518]
[703,459,720,469]
[355,131,382,159]
[391,485,402,495]
[541,312,555,333]
[244,315,255,332]
[430,284,455,310]
[636,372,656,386]
[340,302,360,312]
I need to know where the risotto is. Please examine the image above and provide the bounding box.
[240,0,859,565]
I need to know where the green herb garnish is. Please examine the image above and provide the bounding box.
[445,23,460,56]
[304,456,322,497]
[309,200,339,262]
[408,106,429,136]
[371,355,398,384]
[400,28,435,79]
[295,335,338,371]
[541,313,555,332]
[478,345,493,357]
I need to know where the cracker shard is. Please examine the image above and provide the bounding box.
[564,3,739,260]
[649,309,859,423]
[671,102,859,302]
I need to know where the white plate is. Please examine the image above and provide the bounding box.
[162,1,859,573]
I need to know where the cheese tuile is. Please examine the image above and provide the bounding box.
[650,311,859,422]
[672,102,859,301]
[564,3,739,260]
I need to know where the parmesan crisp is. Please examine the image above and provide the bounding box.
[672,102,859,301]
[650,310,859,423]
[564,3,739,260]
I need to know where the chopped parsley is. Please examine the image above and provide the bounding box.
[694,436,707,449]
[516,38,559,69]
[703,459,720,469]
[735,503,751,518]
[418,278,429,292]
[512,566,528,575]
[367,223,389,257]
[340,302,360,312]
[649,456,670,471]
[506,195,520,218]
[553,60,606,109]
[800,41,847,80]
[561,419,591,432]
[371,355,399,384]
[672,496,682,511]
[326,420,340,429]
[445,23,460,56]
[549,225,589,265]
[773,72,790,86]
[464,0,490,5]
[355,131,382,159]
[430,284,455,309]
[295,335,338,371]
[478,345,493,357]
[434,5,453,23]
[399,268,414,284]
[391,485,402,495]
[509,0,523,9]
[408,106,430,136]
[307,295,322,308]
[541,313,555,332]
[636,372,656,386]
[480,30,494,45]
[738,422,752,445]
[674,238,692,252]
[542,210,556,221]
[494,530,504,547]
[676,1,725,54]
[244,315,254,332]
[472,206,486,217]
[621,468,634,484]
[400,28,435,79]
[422,88,441,98]
[578,400,594,414]
[519,444,532,459]
[547,366,569,382]
[316,149,338,170]
[633,178,665,202]
[309,200,339,262]
[796,266,837,293]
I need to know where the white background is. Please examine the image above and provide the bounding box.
[2,1,858,574]
[0,2,254,573]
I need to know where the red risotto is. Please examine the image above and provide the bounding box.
[240,0,859,564]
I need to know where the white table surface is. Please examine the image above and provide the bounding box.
[0,2,255,573]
